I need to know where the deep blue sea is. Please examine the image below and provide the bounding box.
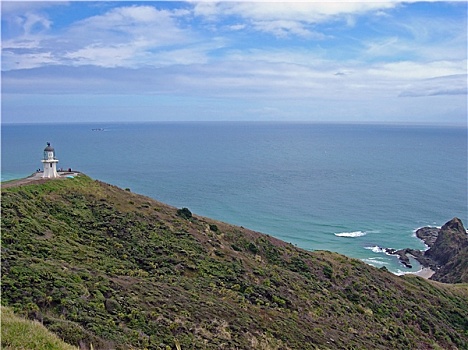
[2,122,467,274]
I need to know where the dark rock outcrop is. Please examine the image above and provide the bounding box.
[414,226,440,248]
[385,248,413,268]
[386,218,468,283]
[425,218,467,265]
[425,218,468,283]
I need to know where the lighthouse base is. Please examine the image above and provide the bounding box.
[41,160,59,178]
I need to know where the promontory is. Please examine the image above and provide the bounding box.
[1,174,467,349]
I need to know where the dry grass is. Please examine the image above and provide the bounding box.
[1,306,78,350]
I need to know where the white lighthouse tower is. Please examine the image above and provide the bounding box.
[41,142,59,178]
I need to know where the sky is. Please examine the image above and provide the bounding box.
[1,1,467,124]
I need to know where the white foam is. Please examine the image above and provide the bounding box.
[412,225,441,235]
[334,230,367,238]
[364,245,387,254]
[362,258,388,266]
[394,269,414,276]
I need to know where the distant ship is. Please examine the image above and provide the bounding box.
[91,128,105,131]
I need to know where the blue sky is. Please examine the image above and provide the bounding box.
[1,1,467,124]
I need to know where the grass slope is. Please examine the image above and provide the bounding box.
[2,175,468,349]
[1,306,78,350]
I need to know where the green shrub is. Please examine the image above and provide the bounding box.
[231,244,242,252]
[248,242,259,254]
[177,208,192,220]
[323,265,333,279]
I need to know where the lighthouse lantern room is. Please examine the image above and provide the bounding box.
[41,142,59,178]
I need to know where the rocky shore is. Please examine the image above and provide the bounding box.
[385,218,468,283]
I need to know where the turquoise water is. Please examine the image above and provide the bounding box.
[2,122,467,273]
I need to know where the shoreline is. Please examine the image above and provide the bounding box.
[412,267,435,279]
[0,173,454,284]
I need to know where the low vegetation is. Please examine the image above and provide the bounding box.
[1,175,467,349]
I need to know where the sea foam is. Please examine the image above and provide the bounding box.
[361,257,388,266]
[364,246,388,254]
[334,231,367,238]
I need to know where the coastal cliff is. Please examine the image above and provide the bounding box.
[386,218,468,284]
[418,218,468,283]
[1,175,467,349]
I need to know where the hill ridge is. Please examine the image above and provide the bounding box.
[2,174,467,349]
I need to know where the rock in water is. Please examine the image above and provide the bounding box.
[415,226,440,248]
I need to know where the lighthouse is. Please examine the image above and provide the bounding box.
[41,142,59,178]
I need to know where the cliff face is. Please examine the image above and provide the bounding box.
[388,218,468,284]
[424,218,468,283]
[1,175,468,350]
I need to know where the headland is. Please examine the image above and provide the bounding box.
[1,173,467,349]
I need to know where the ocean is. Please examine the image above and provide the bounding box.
[2,122,467,274]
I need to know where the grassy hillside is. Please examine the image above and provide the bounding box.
[1,175,468,349]
[1,306,78,350]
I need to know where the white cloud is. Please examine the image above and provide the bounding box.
[64,44,141,68]
[4,48,465,100]
[2,37,42,50]
[1,6,54,52]
[193,2,398,38]
[65,5,192,49]
[364,37,401,57]
[366,60,467,80]
[2,50,59,70]
[2,4,202,70]
[226,23,246,31]
[3,57,466,123]
[362,11,467,62]
[22,12,51,34]
[399,74,467,97]
[251,20,327,39]
[74,5,173,31]
[195,2,398,23]
[1,1,466,123]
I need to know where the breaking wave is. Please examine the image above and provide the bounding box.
[334,231,367,238]
[362,257,388,266]
[364,246,389,254]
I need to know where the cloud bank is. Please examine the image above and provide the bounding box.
[1,1,466,124]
